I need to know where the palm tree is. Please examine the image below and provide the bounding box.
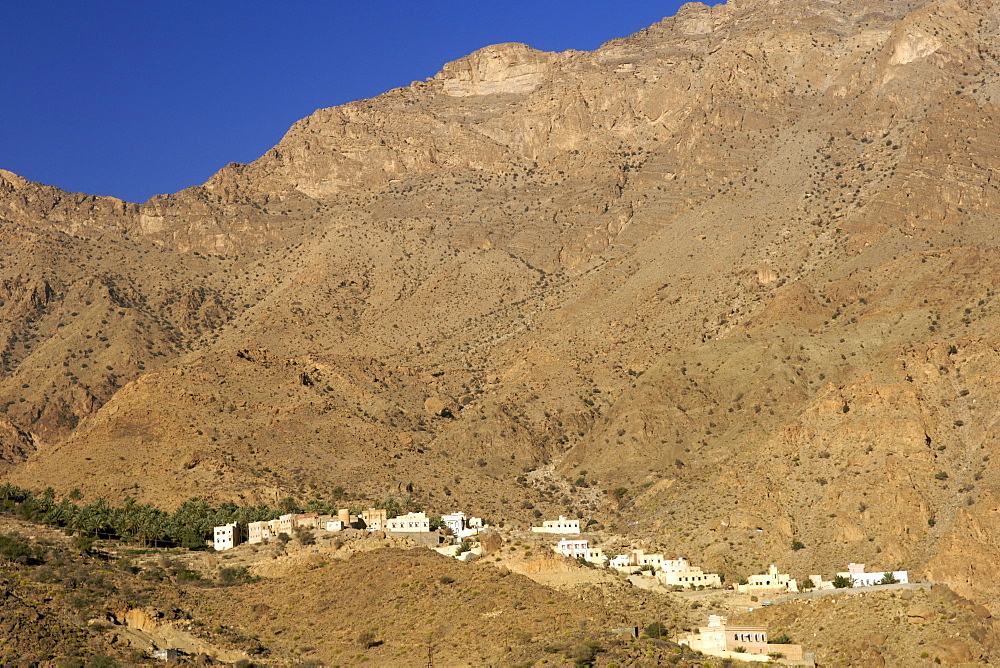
[83,498,113,538]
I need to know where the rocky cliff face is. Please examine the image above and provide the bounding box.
[4,0,1000,612]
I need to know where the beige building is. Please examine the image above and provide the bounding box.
[337,508,351,525]
[361,508,388,531]
[531,515,581,534]
[681,615,769,655]
[657,557,722,588]
[247,513,322,544]
[247,520,275,544]
[678,615,810,664]
[387,511,430,532]
[737,564,797,596]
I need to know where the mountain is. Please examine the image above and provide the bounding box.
[3,0,1000,617]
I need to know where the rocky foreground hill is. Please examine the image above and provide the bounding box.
[3,0,1000,640]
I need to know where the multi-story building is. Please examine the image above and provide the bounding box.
[361,508,388,531]
[247,520,274,544]
[556,538,591,559]
[213,522,238,551]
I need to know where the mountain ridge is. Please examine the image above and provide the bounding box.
[4,0,1000,620]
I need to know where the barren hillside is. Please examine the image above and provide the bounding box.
[4,0,1000,621]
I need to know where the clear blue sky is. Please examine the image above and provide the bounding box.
[2,1,716,203]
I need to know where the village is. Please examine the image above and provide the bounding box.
[212,511,917,666]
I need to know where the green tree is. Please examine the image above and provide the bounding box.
[644,622,667,639]
[832,575,852,588]
[878,571,899,585]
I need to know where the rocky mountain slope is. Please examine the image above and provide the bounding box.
[4,0,1000,617]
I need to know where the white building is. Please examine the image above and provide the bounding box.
[531,515,581,534]
[441,512,467,534]
[838,563,909,587]
[557,538,591,559]
[609,554,633,570]
[555,538,606,564]
[608,549,665,571]
[325,520,345,532]
[387,511,430,532]
[213,522,238,551]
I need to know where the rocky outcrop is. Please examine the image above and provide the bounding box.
[436,43,559,97]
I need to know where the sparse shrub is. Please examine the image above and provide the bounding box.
[73,536,94,554]
[565,641,604,667]
[218,566,257,586]
[357,630,380,649]
[439,576,454,584]
[293,526,316,545]
[934,471,949,480]
[0,532,40,565]
[791,540,805,551]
